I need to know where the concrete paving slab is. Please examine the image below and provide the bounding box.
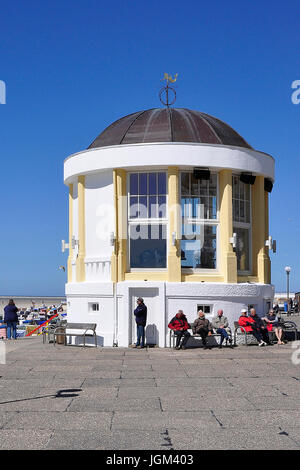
[160,396,256,412]
[155,377,228,387]
[169,427,298,450]
[0,430,53,450]
[0,395,73,412]
[82,378,156,388]
[120,370,156,378]
[117,386,240,400]
[96,430,174,450]
[3,411,113,430]
[112,411,219,431]
[213,410,300,428]
[37,386,119,400]
[69,397,161,412]
[248,396,300,411]
[45,429,104,449]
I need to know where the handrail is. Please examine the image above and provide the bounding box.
[25,314,59,337]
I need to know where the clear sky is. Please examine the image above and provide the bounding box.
[1,0,299,296]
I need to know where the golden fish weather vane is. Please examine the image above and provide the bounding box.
[159,73,178,107]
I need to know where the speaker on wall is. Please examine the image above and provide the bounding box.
[193,168,211,180]
[264,178,273,193]
[240,173,256,185]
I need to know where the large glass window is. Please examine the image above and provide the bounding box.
[180,172,218,270]
[232,175,251,273]
[128,172,167,269]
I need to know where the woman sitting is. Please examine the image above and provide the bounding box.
[262,309,284,345]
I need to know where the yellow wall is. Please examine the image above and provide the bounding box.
[219,170,237,283]
[109,168,271,285]
[167,167,181,281]
[116,169,127,282]
[251,176,270,284]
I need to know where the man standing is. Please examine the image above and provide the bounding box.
[133,297,147,349]
[211,309,233,348]
[4,299,19,340]
[168,310,191,350]
[192,311,213,350]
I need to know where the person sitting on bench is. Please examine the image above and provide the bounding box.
[238,309,268,346]
[262,309,284,345]
[168,310,191,350]
[211,309,233,348]
[192,311,213,350]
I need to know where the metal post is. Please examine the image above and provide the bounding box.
[285,266,291,316]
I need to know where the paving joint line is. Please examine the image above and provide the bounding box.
[210,409,223,427]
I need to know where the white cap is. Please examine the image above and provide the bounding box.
[241,308,247,313]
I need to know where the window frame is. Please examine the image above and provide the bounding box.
[232,174,252,275]
[180,171,219,273]
[127,171,168,271]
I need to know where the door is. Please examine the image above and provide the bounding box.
[130,288,159,346]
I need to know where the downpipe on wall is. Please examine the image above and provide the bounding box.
[113,282,118,347]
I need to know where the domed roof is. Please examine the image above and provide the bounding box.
[88,108,252,150]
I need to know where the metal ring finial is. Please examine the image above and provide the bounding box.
[159,73,178,107]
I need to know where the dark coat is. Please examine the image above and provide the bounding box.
[192,317,212,335]
[4,305,18,323]
[134,303,147,326]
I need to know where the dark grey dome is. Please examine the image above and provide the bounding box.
[88,108,252,150]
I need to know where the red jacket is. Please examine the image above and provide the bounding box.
[168,315,190,331]
[238,315,255,332]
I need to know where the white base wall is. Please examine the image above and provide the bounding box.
[65,281,275,347]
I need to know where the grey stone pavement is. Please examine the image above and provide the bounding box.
[1,315,300,450]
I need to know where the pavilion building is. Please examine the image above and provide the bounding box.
[63,107,275,347]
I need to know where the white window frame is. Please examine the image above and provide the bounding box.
[180,171,219,273]
[127,171,168,271]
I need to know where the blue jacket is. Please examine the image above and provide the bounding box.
[4,305,18,323]
[134,303,147,326]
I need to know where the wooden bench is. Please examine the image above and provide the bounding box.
[233,320,298,345]
[53,323,98,347]
[169,327,232,348]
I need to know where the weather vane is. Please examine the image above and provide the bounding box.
[159,73,178,107]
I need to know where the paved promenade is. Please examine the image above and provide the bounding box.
[1,330,300,450]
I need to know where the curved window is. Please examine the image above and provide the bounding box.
[128,172,167,269]
[232,175,251,273]
[180,172,218,270]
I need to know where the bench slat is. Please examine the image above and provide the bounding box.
[65,323,96,330]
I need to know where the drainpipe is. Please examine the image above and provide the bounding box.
[113,281,118,347]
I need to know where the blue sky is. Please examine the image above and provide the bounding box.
[0,0,299,295]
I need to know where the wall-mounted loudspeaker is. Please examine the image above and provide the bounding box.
[193,168,210,180]
[240,173,256,185]
[264,178,273,193]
